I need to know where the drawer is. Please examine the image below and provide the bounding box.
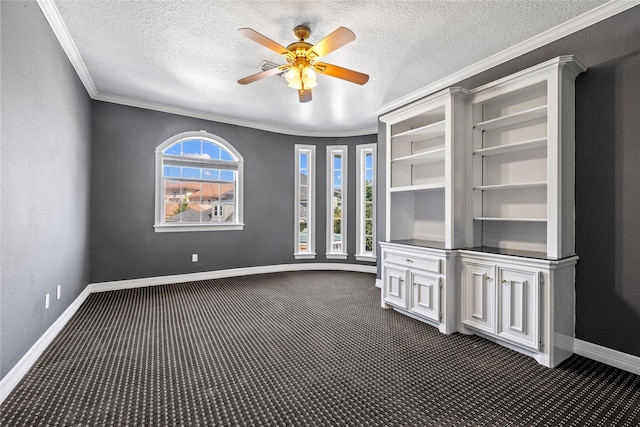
[384,251,441,273]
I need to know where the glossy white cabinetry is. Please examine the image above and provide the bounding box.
[378,57,584,367]
[380,242,457,334]
[459,250,577,368]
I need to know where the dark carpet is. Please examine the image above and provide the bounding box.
[1,271,639,426]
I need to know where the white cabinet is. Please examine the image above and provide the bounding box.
[377,57,584,368]
[460,250,577,368]
[496,266,541,350]
[461,260,495,334]
[383,264,408,309]
[380,242,456,334]
[410,272,441,322]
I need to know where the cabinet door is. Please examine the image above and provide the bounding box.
[383,265,408,309]
[497,267,540,350]
[462,260,495,333]
[409,271,440,322]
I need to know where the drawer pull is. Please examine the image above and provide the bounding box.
[406,259,413,263]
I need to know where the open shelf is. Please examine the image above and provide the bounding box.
[474,181,547,191]
[392,147,445,165]
[392,120,446,143]
[474,137,547,157]
[473,217,547,222]
[474,105,547,131]
[390,182,445,193]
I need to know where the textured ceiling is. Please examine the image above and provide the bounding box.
[52,0,610,136]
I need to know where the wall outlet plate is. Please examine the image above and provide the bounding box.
[45,294,50,309]
[56,285,61,300]
[192,254,198,262]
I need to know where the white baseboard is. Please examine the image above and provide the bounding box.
[0,287,92,403]
[574,339,640,376]
[0,263,376,403]
[88,263,377,292]
[375,278,382,288]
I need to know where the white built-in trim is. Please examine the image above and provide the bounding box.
[0,286,92,403]
[326,146,348,258]
[94,92,378,138]
[36,0,97,97]
[376,0,640,115]
[295,145,316,259]
[375,278,383,288]
[355,144,377,261]
[574,339,640,376]
[0,263,376,404]
[154,130,244,232]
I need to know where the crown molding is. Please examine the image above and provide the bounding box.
[38,0,637,136]
[376,0,640,116]
[94,92,378,137]
[36,0,97,97]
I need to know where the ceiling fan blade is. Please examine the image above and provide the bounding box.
[238,28,294,60]
[313,62,369,85]
[298,89,312,103]
[238,65,290,85]
[305,27,355,60]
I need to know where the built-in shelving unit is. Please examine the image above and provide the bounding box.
[378,56,586,368]
[382,87,471,248]
[470,56,586,259]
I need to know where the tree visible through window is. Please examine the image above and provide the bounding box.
[154,131,243,232]
[295,145,316,258]
[327,146,347,258]
[356,144,376,260]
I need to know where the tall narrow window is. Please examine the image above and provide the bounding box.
[154,131,243,232]
[326,146,347,259]
[356,144,376,261]
[295,145,316,259]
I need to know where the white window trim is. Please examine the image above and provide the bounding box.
[154,130,244,232]
[356,143,377,262]
[326,145,348,259]
[294,145,316,259]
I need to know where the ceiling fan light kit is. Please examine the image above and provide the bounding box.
[238,24,369,103]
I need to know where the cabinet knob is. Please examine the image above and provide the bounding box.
[406,259,413,263]
[502,279,508,284]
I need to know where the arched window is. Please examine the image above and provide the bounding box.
[154,131,243,232]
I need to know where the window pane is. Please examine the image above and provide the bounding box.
[182,167,201,179]
[220,170,234,182]
[220,148,234,161]
[182,139,202,157]
[365,169,373,182]
[201,168,219,181]
[202,142,220,160]
[365,236,373,252]
[163,166,180,177]
[299,220,308,251]
[164,143,181,155]
[365,153,373,168]
[333,155,342,170]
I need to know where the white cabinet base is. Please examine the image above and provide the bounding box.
[380,241,458,334]
[459,250,577,368]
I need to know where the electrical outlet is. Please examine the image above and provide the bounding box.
[192,254,198,262]
[56,285,61,300]
[45,294,50,309]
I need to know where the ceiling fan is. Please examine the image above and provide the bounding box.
[237,25,369,103]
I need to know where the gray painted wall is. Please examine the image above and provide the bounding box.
[90,101,375,283]
[377,7,640,356]
[0,1,92,378]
